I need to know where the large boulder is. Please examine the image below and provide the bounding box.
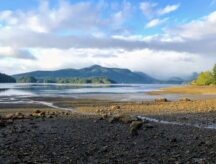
[129,121,143,136]
[32,110,46,117]
[4,113,14,119]
[108,114,139,124]
[14,112,25,119]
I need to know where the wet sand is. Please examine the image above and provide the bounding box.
[148,85,216,95]
[0,95,216,163]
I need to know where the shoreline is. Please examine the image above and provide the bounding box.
[1,95,216,129]
[147,85,216,95]
[1,92,216,163]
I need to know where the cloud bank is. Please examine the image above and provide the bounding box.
[0,0,215,79]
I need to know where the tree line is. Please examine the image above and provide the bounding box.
[0,73,16,83]
[192,64,216,85]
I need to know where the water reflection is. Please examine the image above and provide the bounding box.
[0,83,180,100]
[0,88,9,93]
[0,83,174,96]
[0,83,216,101]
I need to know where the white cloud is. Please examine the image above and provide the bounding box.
[140,2,179,29]
[158,4,180,15]
[0,8,216,57]
[111,0,132,30]
[145,18,168,28]
[167,11,216,39]
[0,1,103,33]
[3,47,213,79]
[140,2,157,19]
[0,1,215,79]
[140,2,179,18]
[0,47,35,59]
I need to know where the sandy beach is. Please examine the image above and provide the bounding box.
[1,86,216,163]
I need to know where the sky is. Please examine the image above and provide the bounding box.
[0,0,216,79]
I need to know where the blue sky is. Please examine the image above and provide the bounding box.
[0,0,216,78]
[0,0,215,35]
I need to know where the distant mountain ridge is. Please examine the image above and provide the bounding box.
[13,65,158,84]
[13,65,197,84]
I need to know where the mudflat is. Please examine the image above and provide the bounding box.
[0,94,216,163]
[148,85,216,95]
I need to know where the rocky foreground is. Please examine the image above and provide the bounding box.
[1,107,216,164]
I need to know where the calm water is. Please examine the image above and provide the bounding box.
[0,83,179,101]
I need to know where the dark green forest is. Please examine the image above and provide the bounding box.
[16,76,115,84]
[0,73,16,83]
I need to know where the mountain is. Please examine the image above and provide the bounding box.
[16,76,37,83]
[184,72,199,82]
[13,65,158,84]
[0,73,16,83]
[158,72,199,84]
[164,77,184,84]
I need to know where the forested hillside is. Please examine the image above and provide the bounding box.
[0,73,16,83]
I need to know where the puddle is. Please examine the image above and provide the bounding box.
[138,116,216,130]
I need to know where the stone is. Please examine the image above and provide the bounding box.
[110,105,120,110]
[4,114,14,119]
[116,114,138,124]
[96,109,101,113]
[65,112,70,116]
[32,110,46,117]
[14,112,25,119]
[155,98,168,102]
[0,120,6,128]
[129,121,143,136]
[99,146,108,153]
[6,119,13,124]
[170,138,177,143]
[179,98,192,102]
[144,124,154,129]
[34,110,42,114]
[130,121,143,129]
[107,114,139,124]
[193,158,206,164]
[101,114,108,119]
[108,116,118,123]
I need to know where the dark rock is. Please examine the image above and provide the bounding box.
[179,98,192,102]
[144,124,154,129]
[155,98,168,102]
[170,138,177,143]
[112,114,138,124]
[129,121,143,136]
[0,121,6,128]
[108,116,119,123]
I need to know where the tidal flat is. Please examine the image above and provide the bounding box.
[0,93,216,163]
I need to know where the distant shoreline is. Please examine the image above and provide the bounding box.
[147,85,216,95]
